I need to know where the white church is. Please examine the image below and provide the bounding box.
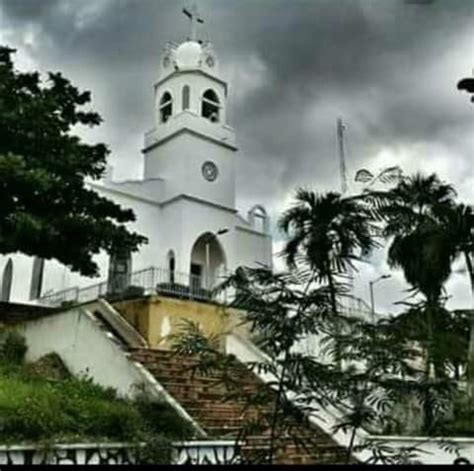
[0,8,273,305]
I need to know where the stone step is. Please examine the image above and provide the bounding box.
[204,425,243,438]
[188,404,267,417]
[157,372,260,387]
[160,383,235,398]
[160,382,260,400]
[131,350,229,366]
[131,347,356,464]
[168,391,241,404]
[184,406,266,420]
[156,379,225,391]
[133,351,260,376]
[196,417,249,428]
[133,349,251,369]
[160,384,260,400]
[153,374,223,386]
[178,399,251,412]
[137,355,205,365]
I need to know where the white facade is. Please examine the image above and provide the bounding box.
[0,30,273,303]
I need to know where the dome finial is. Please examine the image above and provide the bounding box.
[183,2,204,42]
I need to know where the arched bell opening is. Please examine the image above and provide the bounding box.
[248,204,269,233]
[159,91,173,123]
[201,89,220,123]
[189,233,227,291]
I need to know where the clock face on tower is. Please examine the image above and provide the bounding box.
[202,161,218,182]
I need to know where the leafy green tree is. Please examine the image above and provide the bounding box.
[279,190,377,325]
[171,265,459,464]
[391,301,469,379]
[0,46,147,276]
[366,174,457,376]
[278,190,378,367]
[442,204,474,291]
[374,174,457,296]
[440,203,474,400]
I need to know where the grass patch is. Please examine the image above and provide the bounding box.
[0,354,194,446]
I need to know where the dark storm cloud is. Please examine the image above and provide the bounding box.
[2,0,472,192]
[2,0,60,20]
[1,0,473,310]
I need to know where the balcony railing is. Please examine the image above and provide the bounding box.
[36,266,376,323]
[36,266,229,308]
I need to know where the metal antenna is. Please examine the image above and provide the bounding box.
[337,117,348,195]
[336,117,357,311]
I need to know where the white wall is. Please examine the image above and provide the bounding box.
[30,185,272,304]
[2,48,272,304]
[233,226,273,270]
[104,178,165,202]
[10,303,206,437]
[0,253,34,303]
[144,129,237,208]
[177,198,236,274]
[15,307,150,397]
[39,183,166,296]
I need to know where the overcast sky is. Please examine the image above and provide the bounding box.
[1,0,473,312]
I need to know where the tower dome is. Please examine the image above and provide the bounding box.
[175,41,203,69]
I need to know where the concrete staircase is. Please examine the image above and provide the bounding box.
[130,348,353,464]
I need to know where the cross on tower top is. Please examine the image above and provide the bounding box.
[183,3,204,42]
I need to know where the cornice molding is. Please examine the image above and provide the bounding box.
[143,127,238,153]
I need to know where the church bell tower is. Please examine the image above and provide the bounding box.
[143,6,238,209]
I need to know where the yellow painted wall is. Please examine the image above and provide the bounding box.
[113,297,151,342]
[113,295,249,351]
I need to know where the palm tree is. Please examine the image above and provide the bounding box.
[440,203,474,399]
[376,174,458,377]
[279,189,377,320]
[387,224,453,306]
[442,203,474,295]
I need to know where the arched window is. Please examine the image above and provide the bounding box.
[182,85,190,111]
[29,257,45,300]
[1,258,13,302]
[248,205,269,234]
[167,250,176,284]
[159,92,173,123]
[202,89,220,122]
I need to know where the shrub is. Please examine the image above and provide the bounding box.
[134,397,194,440]
[0,332,27,364]
[0,360,191,453]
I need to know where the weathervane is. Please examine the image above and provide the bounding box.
[183,2,204,42]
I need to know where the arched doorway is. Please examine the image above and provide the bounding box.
[167,250,176,284]
[1,258,13,302]
[190,233,226,291]
[107,250,132,295]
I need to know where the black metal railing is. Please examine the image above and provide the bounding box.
[36,266,229,307]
